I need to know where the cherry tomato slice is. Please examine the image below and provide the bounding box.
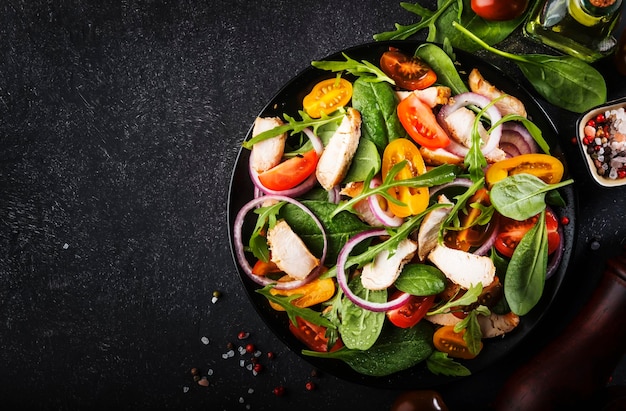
[386,292,435,328]
[433,325,482,359]
[258,149,318,191]
[269,277,335,311]
[380,48,438,90]
[495,209,560,258]
[303,77,352,118]
[397,93,450,150]
[382,138,429,217]
[485,153,564,187]
[289,316,342,352]
[471,0,529,21]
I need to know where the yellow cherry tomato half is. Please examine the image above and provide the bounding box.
[382,138,429,218]
[485,153,564,187]
[303,77,353,118]
[269,277,335,311]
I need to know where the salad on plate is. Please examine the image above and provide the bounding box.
[231,41,573,379]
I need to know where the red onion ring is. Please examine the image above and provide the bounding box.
[473,223,499,256]
[437,92,503,157]
[233,195,328,290]
[367,176,403,227]
[336,229,412,312]
[546,217,565,280]
[428,178,473,199]
[500,122,539,156]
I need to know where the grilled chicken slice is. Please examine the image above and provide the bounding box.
[425,313,462,326]
[468,68,527,118]
[442,106,507,162]
[396,86,452,108]
[266,219,319,280]
[478,312,520,338]
[360,238,417,290]
[428,244,495,289]
[250,117,287,173]
[316,108,362,190]
[417,195,453,261]
[419,146,464,166]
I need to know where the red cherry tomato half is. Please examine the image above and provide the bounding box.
[386,292,435,328]
[288,316,342,352]
[495,209,560,258]
[397,93,450,150]
[380,48,437,90]
[471,0,529,21]
[258,149,318,191]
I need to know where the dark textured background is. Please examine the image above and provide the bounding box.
[1,1,625,410]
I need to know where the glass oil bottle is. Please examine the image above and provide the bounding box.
[524,0,624,62]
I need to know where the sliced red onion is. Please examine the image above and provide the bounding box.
[336,229,412,312]
[500,141,523,158]
[500,122,538,156]
[367,176,403,227]
[473,223,499,256]
[428,178,473,199]
[437,92,503,156]
[233,195,327,290]
[328,185,341,204]
[546,219,565,280]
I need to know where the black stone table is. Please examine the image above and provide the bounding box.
[1,1,625,410]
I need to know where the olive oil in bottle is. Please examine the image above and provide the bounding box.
[524,0,623,62]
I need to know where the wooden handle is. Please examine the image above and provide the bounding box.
[493,248,626,410]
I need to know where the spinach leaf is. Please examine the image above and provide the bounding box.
[490,174,573,221]
[395,264,446,296]
[339,276,386,350]
[414,42,468,95]
[303,322,434,376]
[452,22,607,113]
[351,78,407,153]
[426,351,471,376]
[256,286,336,329]
[280,200,371,262]
[342,138,381,183]
[504,210,548,316]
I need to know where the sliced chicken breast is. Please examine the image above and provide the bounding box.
[360,238,417,290]
[428,244,495,289]
[266,219,319,280]
[396,86,451,108]
[468,68,527,118]
[417,194,453,261]
[250,117,287,173]
[478,312,520,338]
[316,108,362,190]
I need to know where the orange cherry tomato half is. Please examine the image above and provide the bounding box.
[258,149,318,191]
[471,0,529,21]
[495,209,560,258]
[289,316,343,352]
[397,93,450,150]
[445,188,494,252]
[380,48,437,90]
[382,138,429,217]
[433,325,482,360]
[386,292,435,328]
[303,77,353,118]
[269,277,335,311]
[251,259,282,276]
[485,153,564,187]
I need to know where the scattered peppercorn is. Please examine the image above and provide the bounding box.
[266,351,275,359]
[238,331,250,340]
[245,343,255,353]
[253,363,263,373]
[305,381,316,391]
[226,342,234,350]
[560,216,570,225]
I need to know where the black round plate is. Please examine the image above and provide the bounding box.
[227,41,576,389]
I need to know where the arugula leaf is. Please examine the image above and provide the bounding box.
[256,286,336,329]
[311,53,395,84]
[242,110,345,149]
[454,307,488,355]
[504,210,548,316]
[490,174,574,221]
[426,351,471,376]
[439,177,484,241]
[331,163,459,218]
[464,106,489,183]
[373,0,457,41]
[428,283,483,315]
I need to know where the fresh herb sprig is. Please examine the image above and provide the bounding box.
[331,162,459,218]
[242,109,345,149]
[311,53,395,84]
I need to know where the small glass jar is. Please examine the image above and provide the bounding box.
[524,0,624,62]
